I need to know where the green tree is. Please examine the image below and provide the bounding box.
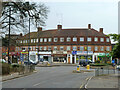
[1,0,49,34]
[109,34,120,58]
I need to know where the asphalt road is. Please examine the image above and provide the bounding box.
[2,66,95,89]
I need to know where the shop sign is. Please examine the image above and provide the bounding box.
[39,51,51,54]
[72,51,77,55]
[21,52,28,54]
[53,51,67,54]
[72,51,93,55]
[98,53,109,56]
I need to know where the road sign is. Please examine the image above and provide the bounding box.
[112,60,115,63]
[20,54,23,61]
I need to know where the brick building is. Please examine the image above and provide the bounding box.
[16,24,112,64]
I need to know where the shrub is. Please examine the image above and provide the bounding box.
[2,63,10,75]
[90,63,107,66]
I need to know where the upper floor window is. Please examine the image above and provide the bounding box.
[106,46,110,51]
[54,46,57,50]
[48,38,52,42]
[60,46,64,50]
[36,39,38,42]
[67,37,71,42]
[33,39,36,43]
[101,46,104,51]
[106,38,109,42]
[73,37,77,42]
[94,37,98,42]
[54,38,58,42]
[87,37,91,42]
[44,47,47,50]
[100,38,104,42]
[67,46,71,51]
[20,40,22,43]
[31,39,33,43]
[40,46,42,50]
[80,37,84,42]
[48,46,51,51]
[40,38,43,42]
[73,46,77,51]
[44,38,47,42]
[60,38,64,42]
[88,46,91,51]
[80,46,84,51]
[94,46,98,51]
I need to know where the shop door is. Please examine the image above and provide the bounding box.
[68,57,70,64]
[72,57,74,64]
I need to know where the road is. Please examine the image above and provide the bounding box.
[2,66,95,89]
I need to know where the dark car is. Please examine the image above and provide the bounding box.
[79,59,92,66]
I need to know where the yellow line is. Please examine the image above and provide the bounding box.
[86,77,89,81]
[80,84,84,88]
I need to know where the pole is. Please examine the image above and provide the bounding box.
[28,18,30,65]
[8,6,11,64]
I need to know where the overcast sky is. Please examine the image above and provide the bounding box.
[27,0,119,34]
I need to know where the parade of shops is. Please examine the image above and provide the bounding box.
[16,24,112,64]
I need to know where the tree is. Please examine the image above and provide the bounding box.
[1,0,49,34]
[109,34,120,58]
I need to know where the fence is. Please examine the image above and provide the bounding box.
[95,67,116,76]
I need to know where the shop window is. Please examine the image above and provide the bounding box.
[31,39,33,43]
[80,37,84,42]
[67,37,71,42]
[36,39,38,42]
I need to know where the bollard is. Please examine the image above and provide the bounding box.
[77,65,80,71]
[87,65,90,70]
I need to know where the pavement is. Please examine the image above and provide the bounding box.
[86,73,120,89]
[1,70,37,82]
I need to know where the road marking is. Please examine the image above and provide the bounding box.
[86,77,89,81]
[85,76,94,89]
[80,84,84,88]
[33,83,41,87]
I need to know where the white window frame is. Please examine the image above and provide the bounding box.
[100,38,104,42]
[87,37,91,42]
[88,46,91,51]
[48,46,51,50]
[60,38,64,42]
[67,46,71,51]
[54,38,58,42]
[36,39,38,42]
[54,46,57,50]
[40,38,43,42]
[101,46,104,51]
[106,38,109,42]
[73,46,77,51]
[106,46,110,51]
[67,37,71,42]
[80,46,84,51]
[95,46,98,51]
[80,37,84,42]
[44,38,47,42]
[60,46,64,51]
[94,37,98,42]
[44,47,47,50]
[48,38,52,42]
[73,37,77,42]
[31,39,33,43]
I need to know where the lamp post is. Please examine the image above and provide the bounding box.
[28,18,30,65]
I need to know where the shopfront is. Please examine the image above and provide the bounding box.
[53,51,67,63]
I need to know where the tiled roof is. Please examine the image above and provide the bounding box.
[19,28,107,39]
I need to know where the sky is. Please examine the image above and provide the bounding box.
[27,0,119,34]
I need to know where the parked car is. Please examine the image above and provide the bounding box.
[116,64,120,70]
[79,59,92,66]
[0,59,6,63]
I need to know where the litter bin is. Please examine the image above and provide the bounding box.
[77,65,80,71]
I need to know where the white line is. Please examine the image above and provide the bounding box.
[85,76,94,89]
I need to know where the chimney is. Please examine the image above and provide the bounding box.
[99,28,103,33]
[57,25,62,30]
[38,27,42,32]
[20,33,22,36]
[88,24,91,29]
